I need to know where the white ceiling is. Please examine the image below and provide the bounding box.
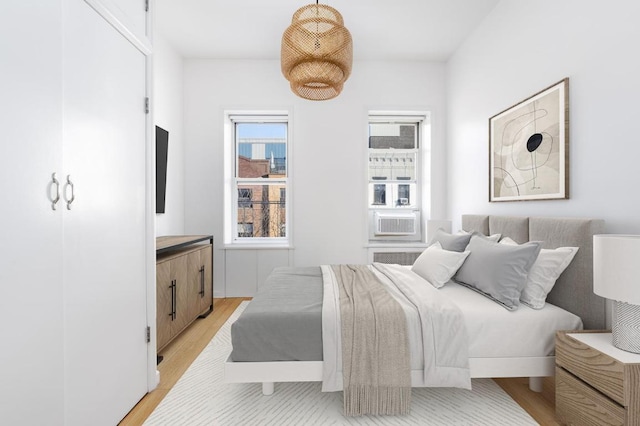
[155,0,499,61]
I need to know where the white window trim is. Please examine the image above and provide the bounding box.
[223,110,292,247]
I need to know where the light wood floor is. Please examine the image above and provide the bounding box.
[120,297,561,425]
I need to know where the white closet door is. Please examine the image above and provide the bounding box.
[62,1,148,424]
[0,3,65,425]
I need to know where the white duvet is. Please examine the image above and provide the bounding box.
[320,263,472,392]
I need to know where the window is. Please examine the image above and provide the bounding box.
[367,112,429,243]
[237,223,254,238]
[238,188,253,208]
[397,184,410,206]
[368,119,421,210]
[373,184,386,205]
[225,112,289,244]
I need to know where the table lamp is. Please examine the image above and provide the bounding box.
[593,234,640,353]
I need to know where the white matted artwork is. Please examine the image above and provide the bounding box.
[489,78,569,202]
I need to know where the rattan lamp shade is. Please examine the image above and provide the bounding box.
[281,3,353,101]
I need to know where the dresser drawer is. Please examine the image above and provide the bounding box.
[556,332,625,405]
[556,367,625,426]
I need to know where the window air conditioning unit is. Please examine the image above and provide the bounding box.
[369,210,421,242]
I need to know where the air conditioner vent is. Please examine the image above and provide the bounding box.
[374,211,417,236]
[369,210,421,242]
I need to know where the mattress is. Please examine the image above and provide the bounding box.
[229,266,582,362]
[439,280,582,358]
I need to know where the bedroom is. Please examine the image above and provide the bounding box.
[150,0,640,423]
[2,0,639,425]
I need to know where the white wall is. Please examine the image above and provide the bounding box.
[447,0,640,233]
[153,35,185,236]
[184,59,447,296]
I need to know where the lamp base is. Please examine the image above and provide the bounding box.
[612,301,640,354]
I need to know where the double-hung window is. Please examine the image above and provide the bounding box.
[226,113,289,244]
[367,112,429,242]
[368,117,422,209]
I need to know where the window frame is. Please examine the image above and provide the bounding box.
[366,111,431,243]
[367,115,424,211]
[224,111,291,247]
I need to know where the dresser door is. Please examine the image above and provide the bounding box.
[200,245,214,313]
[156,259,174,351]
[62,0,148,424]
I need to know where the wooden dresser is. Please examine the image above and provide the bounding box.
[555,330,640,425]
[156,235,214,352]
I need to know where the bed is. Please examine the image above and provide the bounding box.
[224,215,605,396]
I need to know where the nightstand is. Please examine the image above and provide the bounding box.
[555,330,640,425]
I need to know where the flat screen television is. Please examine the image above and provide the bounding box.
[156,126,169,214]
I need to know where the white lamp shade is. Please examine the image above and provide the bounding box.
[593,234,640,305]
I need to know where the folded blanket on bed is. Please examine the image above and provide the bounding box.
[321,263,471,411]
[332,264,411,416]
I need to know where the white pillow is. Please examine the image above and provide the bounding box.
[500,237,579,309]
[411,242,470,288]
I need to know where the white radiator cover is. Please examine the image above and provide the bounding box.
[372,251,422,265]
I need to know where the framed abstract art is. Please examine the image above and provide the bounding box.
[489,78,569,202]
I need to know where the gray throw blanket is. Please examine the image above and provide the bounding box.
[332,265,411,416]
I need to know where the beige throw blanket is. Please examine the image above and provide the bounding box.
[332,264,411,416]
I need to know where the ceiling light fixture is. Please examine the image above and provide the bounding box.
[281,1,353,101]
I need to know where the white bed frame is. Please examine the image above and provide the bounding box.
[224,215,605,396]
[225,357,552,395]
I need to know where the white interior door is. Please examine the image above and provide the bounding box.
[62,1,148,424]
[0,2,65,424]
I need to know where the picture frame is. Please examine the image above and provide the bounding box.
[489,78,569,202]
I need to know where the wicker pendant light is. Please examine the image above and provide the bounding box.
[281,2,353,101]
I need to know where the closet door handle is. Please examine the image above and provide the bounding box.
[65,175,75,210]
[51,173,60,210]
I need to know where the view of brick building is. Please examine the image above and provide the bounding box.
[236,140,286,238]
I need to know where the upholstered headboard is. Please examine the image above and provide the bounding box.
[462,215,606,330]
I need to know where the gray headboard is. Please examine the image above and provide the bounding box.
[462,214,605,330]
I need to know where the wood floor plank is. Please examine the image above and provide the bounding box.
[120,297,560,425]
[495,377,560,425]
[119,389,168,426]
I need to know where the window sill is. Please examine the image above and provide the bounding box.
[365,242,427,249]
[224,243,293,250]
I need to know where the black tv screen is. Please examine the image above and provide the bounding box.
[156,126,169,214]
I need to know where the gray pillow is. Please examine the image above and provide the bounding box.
[428,228,472,252]
[454,235,542,310]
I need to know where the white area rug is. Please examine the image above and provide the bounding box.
[145,302,538,425]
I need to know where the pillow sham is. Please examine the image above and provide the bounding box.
[428,228,472,252]
[500,237,579,309]
[457,229,502,242]
[411,242,470,288]
[454,235,542,310]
